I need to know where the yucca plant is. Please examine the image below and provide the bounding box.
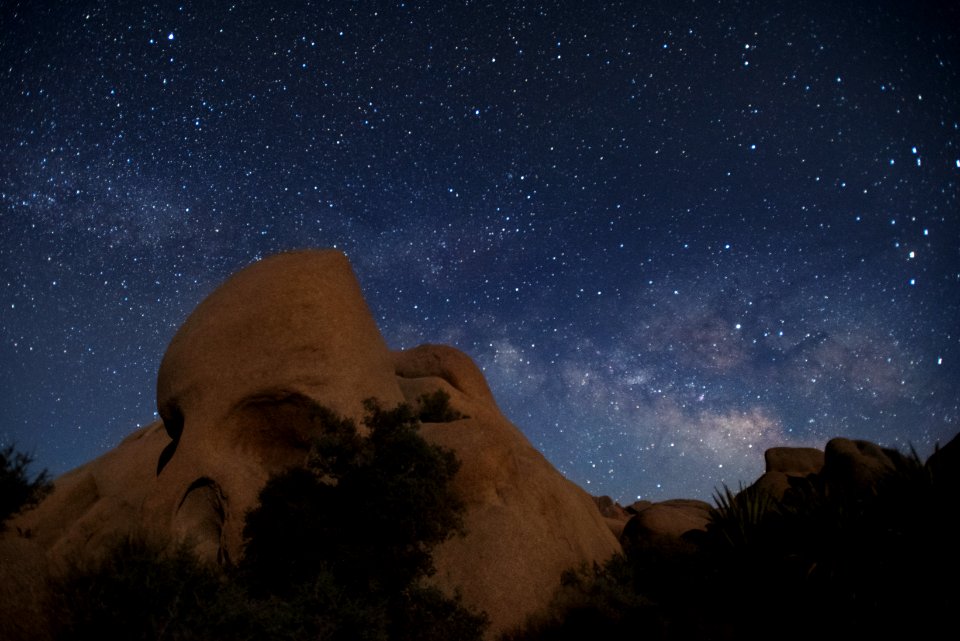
[706,483,777,550]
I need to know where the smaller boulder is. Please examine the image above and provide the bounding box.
[765,447,824,476]
[823,437,898,495]
[620,499,712,558]
[626,499,653,514]
[751,446,825,501]
[592,495,631,539]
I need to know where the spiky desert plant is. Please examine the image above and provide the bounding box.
[706,483,777,550]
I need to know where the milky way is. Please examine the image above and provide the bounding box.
[2,1,958,501]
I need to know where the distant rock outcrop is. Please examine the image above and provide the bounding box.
[749,436,940,502]
[751,446,825,500]
[821,437,906,495]
[616,433,959,567]
[620,498,712,558]
[592,495,632,538]
[1,250,620,639]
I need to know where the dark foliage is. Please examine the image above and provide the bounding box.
[47,536,279,641]
[240,397,485,640]
[47,395,486,641]
[693,452,959,639]
[240,399,465,597]
[507,444,960,640]
[0,443,53,529]
[416,388,466,423]
[393,586,489,641]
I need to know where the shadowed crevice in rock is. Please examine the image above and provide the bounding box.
[156,401,184,475]
[156,440,178,476]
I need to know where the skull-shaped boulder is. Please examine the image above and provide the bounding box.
[3,249,620,638]
[145,250,404,561]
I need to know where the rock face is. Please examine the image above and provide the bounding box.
[821,437,905,495]
[751,446,825,500]
[148,250,407,563]
[1,250,619,639]
[620,499,712,557]
[751,437,926,502]
[592,495,632,538]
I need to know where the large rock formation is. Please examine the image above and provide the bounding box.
[1,250,620,639]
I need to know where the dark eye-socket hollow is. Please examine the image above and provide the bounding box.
[157,400,185,475]
[228,391,321,470]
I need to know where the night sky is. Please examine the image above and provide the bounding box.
[2,1,958,502]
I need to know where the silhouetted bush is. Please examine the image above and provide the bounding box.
[0,443,53,529]
[416,388,466,422]
[507,444,959,640]
[240,397,486,640]
[46,395,486,641]
[690,450,957,638]
[47,535,279,641]
[239,399,465,595]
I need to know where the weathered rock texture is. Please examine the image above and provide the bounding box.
[821,437,906,495]
[1,249,620,639]
[751,446,825,500]
[750,437,922,502]
[592,495,632,539]
[620,498,712,557]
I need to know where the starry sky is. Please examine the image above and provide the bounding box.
[2,1,958,502]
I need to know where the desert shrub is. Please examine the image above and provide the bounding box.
[240,399,465,595]
[692,449,959,639]
[239,397,486,640]
[391,585,489,641]
[705,483,777,550]
[509,443,958,640]
[501,556,684,641]
[47,395,485,641]
[416,388,466,422]
[46,535,280,641]
[0,443,53,528]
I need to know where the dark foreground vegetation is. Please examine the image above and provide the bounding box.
[506,441,960,640]
[0,444,52,529]
[7,413,958,640]
[44,393,488,641]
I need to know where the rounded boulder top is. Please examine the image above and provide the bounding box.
[156,249,403,431]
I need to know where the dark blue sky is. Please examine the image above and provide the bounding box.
[2,1,958,501]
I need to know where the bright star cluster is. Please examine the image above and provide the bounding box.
[1,1,958,501]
